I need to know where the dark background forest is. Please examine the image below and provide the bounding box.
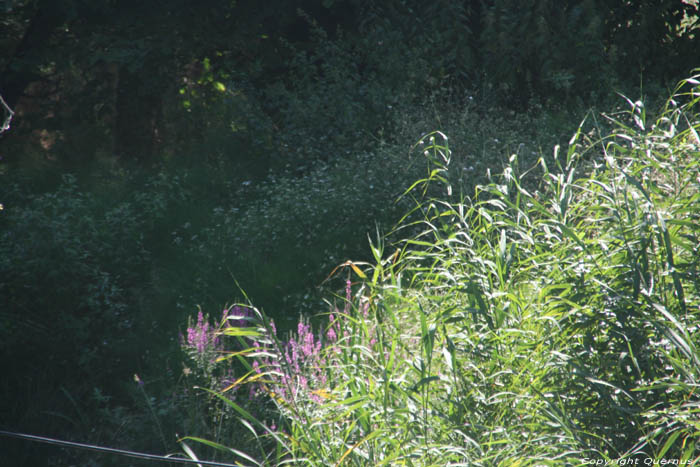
[1,0,698,465]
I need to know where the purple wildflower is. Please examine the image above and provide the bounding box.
[344,280,352,314]
[244,313,335,405]
[191,311,210,353]
[326,314,338,343]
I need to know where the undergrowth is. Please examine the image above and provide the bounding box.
[181,72,700,465]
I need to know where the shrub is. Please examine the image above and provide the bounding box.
[0,169,195,465]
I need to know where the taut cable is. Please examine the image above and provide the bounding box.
[0,430,242,466]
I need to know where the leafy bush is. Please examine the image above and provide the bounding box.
[1,174,146,371]
[0,169,194,465]
[183,142,427,322]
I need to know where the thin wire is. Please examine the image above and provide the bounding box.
[0,430,244,467]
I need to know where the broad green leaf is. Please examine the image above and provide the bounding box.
[657,430,682,458]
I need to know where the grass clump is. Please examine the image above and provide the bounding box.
[183,73,699,465]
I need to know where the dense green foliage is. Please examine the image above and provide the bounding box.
[187,74,700,465]
[1,1,699,465]
[2,0,697,162]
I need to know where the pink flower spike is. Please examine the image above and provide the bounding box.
[344,280,352,313]
[327,326,337,343]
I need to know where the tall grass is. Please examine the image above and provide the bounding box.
[183,72,700,465]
